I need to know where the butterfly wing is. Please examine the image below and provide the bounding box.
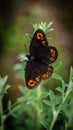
[29,29,48,57]
[29,29,58,64]
[25,29,58,88]
[25,60,53,89]
[38,46,58,64]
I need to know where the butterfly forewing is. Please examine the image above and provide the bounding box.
[30,29,48,57]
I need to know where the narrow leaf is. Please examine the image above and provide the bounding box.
[56,87,63,93]
[52,73,62,80]
[8,100,12,111]
[53,62,62,70]
[40,121,48,130]
[26,33,32,39]
[41,91,49,98]
[43,100,52,106]
[37,100,43,111]
[19,86,28,95]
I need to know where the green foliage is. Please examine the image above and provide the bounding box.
[1,66,73,130]
[0,76,10,96]
[0,22,73,130]
[33,22,54,32]
[42,67,73,130]
[0,76,11,130]
[26,22,54,40]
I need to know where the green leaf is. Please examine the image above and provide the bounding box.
[1,85,10,94]
[56,87,63,93]
[40,121,49,130]
[33,22,54,33]
[41,91,49,98]
[56,80,66,96]
[62,80,66,92]
[8,100,12,111]
[37,100,43,111]
[47,22,53,29]
[0,76,8,90]
[18,53,28,62]
[26,97,36,104]
[26,33,32,39]
[53,62,62,70]
[47,28,54,32]
[52,73,62,80]
[11,113,17,118]
[55,96,62,106]
[69,67,73,82]
[43,100,52,106]
[10,104,21,115]
[17,96,27,103]
[19,86,28,95]
[13,63,23,71]
[49,90,55,101]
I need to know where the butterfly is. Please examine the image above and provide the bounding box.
[25,29,58,89]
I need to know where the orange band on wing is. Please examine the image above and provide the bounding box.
[37,32,44,40]
[50,48,56,57]
[42,40,46,46]
[27,80,36,87]
[50,57,55,62]
[42,72,49,78]
[35,75,41,82]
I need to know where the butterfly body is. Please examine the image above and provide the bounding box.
[26,54,49,66]
[25,29,58,89]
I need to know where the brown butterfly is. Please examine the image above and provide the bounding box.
[25,29,58,89]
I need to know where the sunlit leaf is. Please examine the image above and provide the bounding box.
[56,87,63,93]
[26,97,36,104]
[43,100,52,106]
[37,100,43,111]
[1,85,10,94]
[0,76,8,89]
[53,62,62,70]
[41,91,49,98]
[49,90,55,101]
[52,73,62,80]
[26,33,32,39]
[40,121,49,130]
[19,86,28,95]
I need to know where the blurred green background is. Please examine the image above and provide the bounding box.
[0,0,73,129]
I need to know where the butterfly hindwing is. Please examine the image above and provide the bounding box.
[38,46,58,64]
[25,60,41,89]
[25,60,53,89]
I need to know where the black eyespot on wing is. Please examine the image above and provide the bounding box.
[29,29,48,57]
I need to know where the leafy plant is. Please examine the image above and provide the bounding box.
[0,22,73,130]
[0,76,11,130]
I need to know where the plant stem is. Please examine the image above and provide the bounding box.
[50,109,59,130]
[36,84,42,130]
[0,96,4,130]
